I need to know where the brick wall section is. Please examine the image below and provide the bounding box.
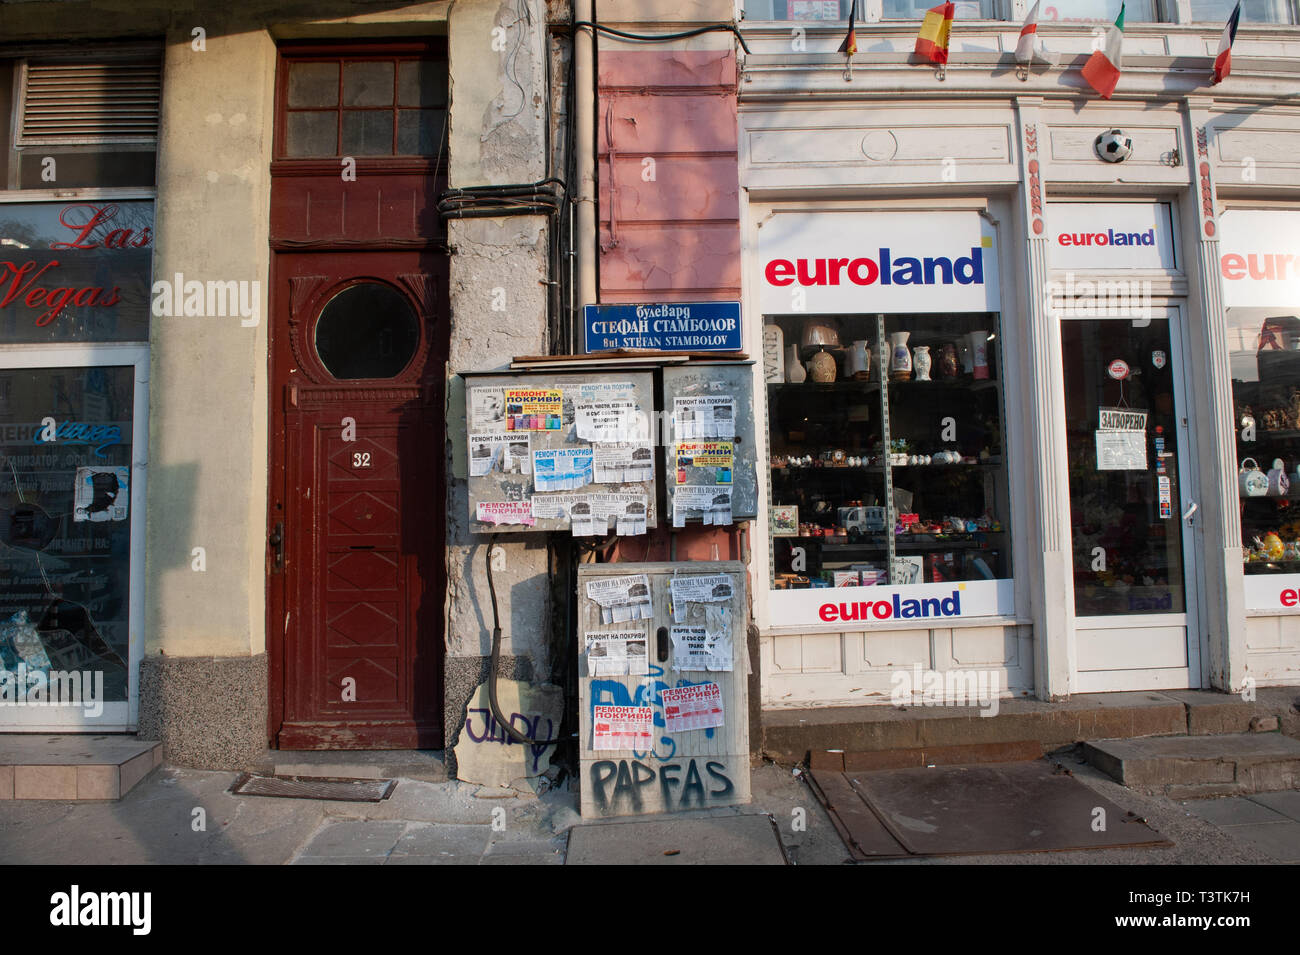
[596,48,740,303]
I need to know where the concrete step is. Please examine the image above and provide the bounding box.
[760,687,1300,765]
[261,749,448,782]
[1084,733,1300,797]
[0,735,163,800]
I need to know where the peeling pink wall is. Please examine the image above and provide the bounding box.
[596,48,740,304]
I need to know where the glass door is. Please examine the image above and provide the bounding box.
[1060,308,1201,691]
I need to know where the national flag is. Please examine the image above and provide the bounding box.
[1081,3,1125,99]
[1016,1,1060,67]
[839,0,859,55]
[914,2,955,64]
[1212,0,1242,84]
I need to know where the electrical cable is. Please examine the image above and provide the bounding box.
[569,20,751,55]
[485,533,564,746]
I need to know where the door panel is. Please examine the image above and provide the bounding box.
[269,251,446,750]
[1060,310,1200,689]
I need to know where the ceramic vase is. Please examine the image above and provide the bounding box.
[888,331,912,381]
[939,343,959,378]
[785,344,806,383]
[913,345,932,381]
[846,340,872,380]
[808,347,837,383]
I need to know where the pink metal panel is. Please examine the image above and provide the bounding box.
[599,222,741,296]
[599,94,738,154]
[598,156,739,222]
[597,48,736,89]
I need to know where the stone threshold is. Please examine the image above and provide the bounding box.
[0,735,163,800]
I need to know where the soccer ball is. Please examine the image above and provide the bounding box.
[1094,129,1133,163]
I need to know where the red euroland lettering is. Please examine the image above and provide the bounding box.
[1220,252,1295,281]
[1281,588,1298,608]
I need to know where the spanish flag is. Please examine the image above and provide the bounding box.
[914,2,955,65]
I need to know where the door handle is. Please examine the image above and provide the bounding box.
[1182,502,1198,524]
[269,521,285,573]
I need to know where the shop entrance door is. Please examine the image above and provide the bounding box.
[1060,307,1202,691]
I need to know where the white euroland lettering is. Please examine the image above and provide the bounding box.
[150,272,261,327]
[889,662,1002,717]
[1043,272,1153,320]
[49,885,151,935]
[0,665,104,718]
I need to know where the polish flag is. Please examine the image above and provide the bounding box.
[1081,3,1125,99]
[1212,0,1242,85]
[1015,1,1060,67]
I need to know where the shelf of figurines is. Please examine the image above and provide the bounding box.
[787,514,1005,547]
[773,453,1002,469]
[1244,527,1300,567]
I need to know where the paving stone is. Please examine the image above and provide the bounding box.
[389,823,488,861]
[1247,790,1300,822]
[1214,821,1300,862]
[292,856,387,865]
[1185,797,1287,827]
[295,820,406,859]
[566,814,786,865]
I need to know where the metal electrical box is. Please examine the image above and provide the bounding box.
[663,362,758,526]
[577,561,750,818]
[463,370,657,534]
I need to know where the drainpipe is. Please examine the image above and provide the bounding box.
[574,0,597,321]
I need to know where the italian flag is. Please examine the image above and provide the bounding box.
[1212,0,1242,85]
[1082,3,1125,99]
[914,2,955,65]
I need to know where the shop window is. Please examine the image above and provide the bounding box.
[1230,309,1300,573]
[280,53,447,159]
[1189,0,1297,22]
[767,312,1011,591]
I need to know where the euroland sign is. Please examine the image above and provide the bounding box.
[1218,209,1300,309]
[768,579,1014,629]
[757,211,1000,314]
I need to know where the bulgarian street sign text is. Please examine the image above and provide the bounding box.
[583,302,742,353]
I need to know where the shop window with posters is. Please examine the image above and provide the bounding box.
[0,47,158,726]
[1221,210,1300,609]
[758,209,1014,628]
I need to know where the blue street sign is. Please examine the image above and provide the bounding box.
[583,302,742,353]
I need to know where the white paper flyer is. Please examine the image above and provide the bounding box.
[661,683,725,733]
[533,447,594,491]
[586,574,654,624]
[673,396,735,440]
[592,705,654,751]
[584,631,650,677]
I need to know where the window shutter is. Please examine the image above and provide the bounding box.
[18,59,162,146]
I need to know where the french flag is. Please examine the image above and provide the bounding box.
[1213,0,1242,85]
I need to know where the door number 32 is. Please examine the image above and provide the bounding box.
[352,452,371,468]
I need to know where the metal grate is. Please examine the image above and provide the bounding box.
[19,60,162,146]
[229,773,396,802]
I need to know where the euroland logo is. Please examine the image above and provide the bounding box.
[1056,226,1157,248]
[890,663,1002,717]
[1044,272,1153,319]
[764,244,988,288]
[818,589,963,623]
[150,273,261,327]
[0,666,104,718]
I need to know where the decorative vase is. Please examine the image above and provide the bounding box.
[913,345,932,381]
[786,344,807,383]
[762,325,785,383]
[808,347,837,383]
[967,330,990,380]
[888,331,912,381]
[939,343,959,378]
[846,340,871,380]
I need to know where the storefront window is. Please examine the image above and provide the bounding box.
[767,311,1010,591]
[0,365,135,702]
[1221,210,1300,586]
[1189,0,1296,24]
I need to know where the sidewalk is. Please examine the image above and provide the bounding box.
[0,757,1290,864]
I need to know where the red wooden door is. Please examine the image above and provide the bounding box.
[268,253,445,749]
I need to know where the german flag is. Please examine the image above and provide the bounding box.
[839,0,859,56]
[914,2,955,65]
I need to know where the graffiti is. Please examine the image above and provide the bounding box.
[588,757,735,815]
[589,663,715,761]
[464,707,556,774]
